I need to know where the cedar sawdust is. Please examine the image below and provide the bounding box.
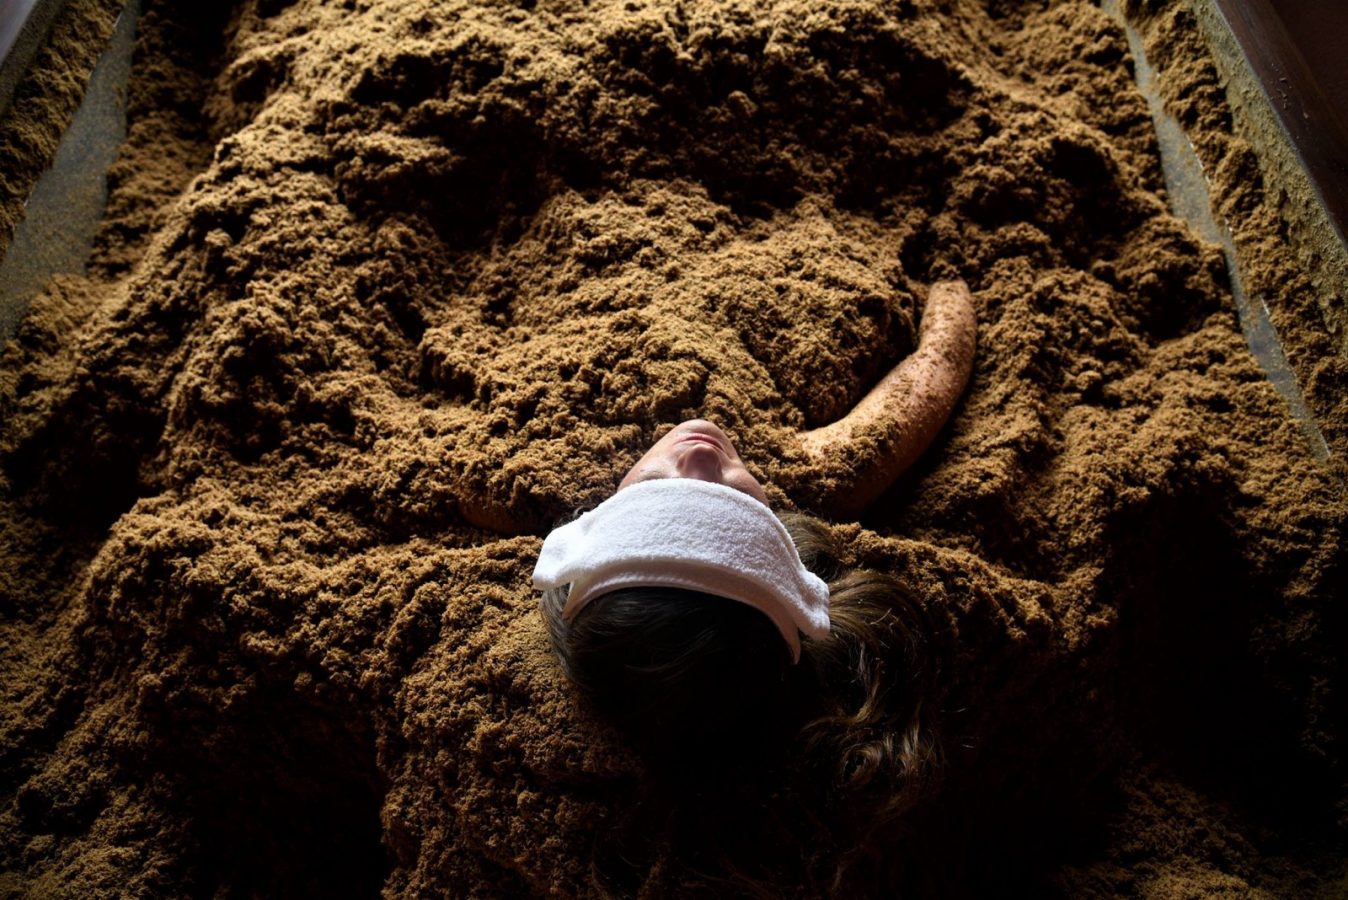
[0,0,1344,896]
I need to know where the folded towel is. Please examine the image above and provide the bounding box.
[532,478,831,662]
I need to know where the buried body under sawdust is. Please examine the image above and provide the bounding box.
[0,1,1344,897]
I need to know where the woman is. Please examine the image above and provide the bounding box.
[535,280,976,825]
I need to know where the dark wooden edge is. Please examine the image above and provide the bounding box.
[1212,0,1348,246]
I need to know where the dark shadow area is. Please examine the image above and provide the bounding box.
[152,687,389,898]
[1114,485,1342,853]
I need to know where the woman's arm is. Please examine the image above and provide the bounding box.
[799,280,976,518]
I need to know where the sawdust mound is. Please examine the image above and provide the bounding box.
[1,0,1343,896]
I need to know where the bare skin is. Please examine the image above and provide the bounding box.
[799,279,977,517]
[618,419,770,504]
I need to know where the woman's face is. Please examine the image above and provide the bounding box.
[618,419,769,504]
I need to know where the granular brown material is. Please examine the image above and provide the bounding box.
[0,0,1344,896]
[1127,0,1348,481]
[0,0,125,259]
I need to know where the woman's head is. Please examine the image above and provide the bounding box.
[533,472,830,660]
[534,419,824,761]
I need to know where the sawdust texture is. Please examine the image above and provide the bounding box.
[0,0,127,260]
[1126,0,1348,483]
[0,0,1344,896]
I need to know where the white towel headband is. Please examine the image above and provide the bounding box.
[532,478,831,662]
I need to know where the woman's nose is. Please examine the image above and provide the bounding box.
[675,444,724,483]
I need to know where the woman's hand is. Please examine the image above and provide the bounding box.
[799,280,976,518]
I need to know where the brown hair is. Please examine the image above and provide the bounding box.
[541,511,943,886]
